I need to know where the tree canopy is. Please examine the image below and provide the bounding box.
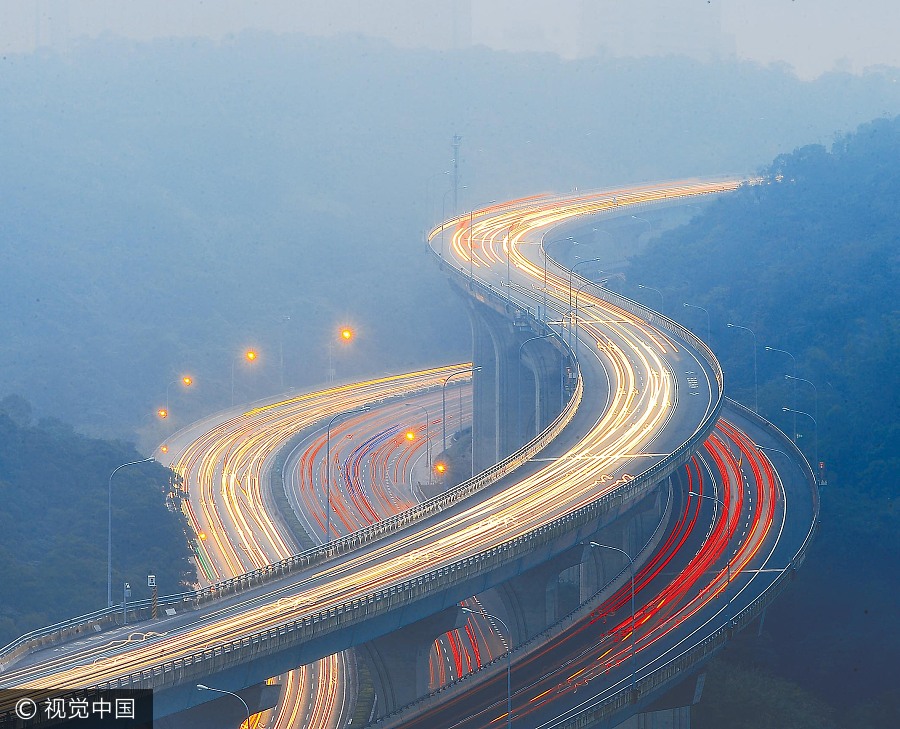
[0,398,195,645]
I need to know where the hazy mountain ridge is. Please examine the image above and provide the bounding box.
[626,116,900,727]
[2,33,900,439]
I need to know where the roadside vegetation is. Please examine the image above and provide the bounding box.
[0,395,196,646]
[625,117,900,727]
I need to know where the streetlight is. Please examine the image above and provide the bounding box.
[631,215,652,235]
[461,607,512,728]
[755,444,791,461]
[568,257,604,312]
[687,491,732,600]
[404,404,432,482]
[588,542,636,691]
[505,226,514,303]
[573,283,598,360]
[197,684,251,729]
[325,405,370,543]
[517,332,558,444]
[327,327,355,384]
[765,346,797,441]
[782,407,818,475]
[468,210,475,281]
[163,375,193,422]
[727,323,757,412]
[683,302,711,347]
[637,284,664,315]
[232,350,258,407]
[108,457,155,607]
[785,374,818,432]
[442,366,481,451]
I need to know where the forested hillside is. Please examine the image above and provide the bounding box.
[3,33,900,442]
[625,116,900,728]
[0,396,196,645]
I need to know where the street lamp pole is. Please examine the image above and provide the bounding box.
[232,350,258,407]
[637,284,664,315]
[683,302,711,346]
[442,366,481,452]
[325,405,370,543]
[574,283,596,362]
[785,374,818,435]
[462,607,512,727]
[164,376,193,421]
[727,323,757,412]
[506,226,513,303]
[765,346,797,441]
[469,210,475,281]
[756,444,791,461]
[568,257,604,313]
[440,188,454,259]
[517,333,556,444]
[440,186,467,259]
[631,215,652,235]
[197,684,251,729]
[405,404,432,482]
[108,457,154,607]
[782,407,818,474]
[542,246,548,319]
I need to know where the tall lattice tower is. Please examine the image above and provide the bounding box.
[451,134,462,214]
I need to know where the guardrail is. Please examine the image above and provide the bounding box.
[84,323,722,693]
[0,348,584,671]
[539,399,820,729]
[373,398,818,728]
[371,464,679,726]
[2,189,731,696]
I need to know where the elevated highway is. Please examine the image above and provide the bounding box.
[0,178,817,728]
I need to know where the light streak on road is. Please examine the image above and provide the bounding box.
[1,180,758,729]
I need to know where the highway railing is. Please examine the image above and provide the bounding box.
[371,469,678,727]
[538,399,820,729]
[374,398,819,728]
[79,329,721,694]
[0,347,584,672]
[2,188,730,688]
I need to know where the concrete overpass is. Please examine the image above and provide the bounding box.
[0,179,818,729]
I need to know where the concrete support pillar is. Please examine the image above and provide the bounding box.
[497,546,585,642]
[359,606,468,717]
[464,293,566,473]
[468,304,502,473]
[520,339,564,444]
[614,671,705,728]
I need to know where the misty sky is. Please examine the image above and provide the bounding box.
[3,0,899,79]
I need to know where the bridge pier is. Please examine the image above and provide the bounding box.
[457,282,569,474]
[491,486,666,645]
[498,545,586,641]
[359,606,468,717]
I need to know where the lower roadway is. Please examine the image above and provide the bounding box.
[388,401,812,728]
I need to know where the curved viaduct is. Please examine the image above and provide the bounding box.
[0,180,818,729]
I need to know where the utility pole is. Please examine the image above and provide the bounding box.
[452,134,462,214]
